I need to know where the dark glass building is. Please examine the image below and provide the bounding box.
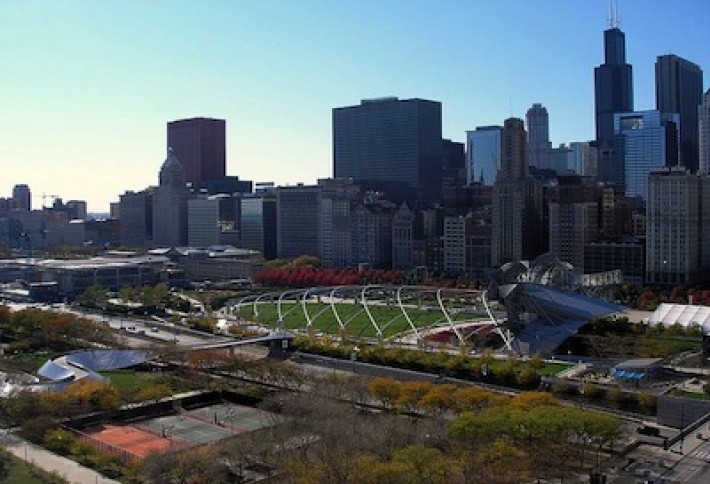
[594,27,633,145]
[655,54,704,172]
[11,184,31,211]
[241,193,277,260]
[332,97,443,204]
[167,117,226,185]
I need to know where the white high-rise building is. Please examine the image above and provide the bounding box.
[699,89,710,174]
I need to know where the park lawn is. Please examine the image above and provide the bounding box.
[675,391,710,401]
[536,362,574,376]
[0,352,59,374]
[0,449,65,483]
[102,370,161,394]
[235,301,488,338]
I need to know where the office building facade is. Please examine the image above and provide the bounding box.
[492,118,545,266]
[276,184,320,259]
[526,103,552,170]
[240,194,277,260]
[547,176,599,270]
[391,203,414,271]
[333,97,443,203]
[12,184,31,211]
[614,110,680,203]
[594,26,633,145]
[466,126,501,185]
[699,90,710,174]
[167,117,226,185]
[119,190,153,248]
[499,118,527,182]
[187,197,221,247]
[646,168,705,285]
[350,202,395,269]
[655,54,704,172]
[152,150,189,247]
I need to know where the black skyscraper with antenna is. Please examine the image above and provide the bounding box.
[594,5,633,145]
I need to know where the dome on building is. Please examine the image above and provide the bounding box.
[159,147,185,188]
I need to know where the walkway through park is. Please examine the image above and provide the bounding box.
[1,431,119,484]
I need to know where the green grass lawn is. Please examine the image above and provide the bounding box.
[102,370,162,394]
[536,362,574,376]
[675,391,710,401]
[0,449,65,483]
[235,301,488,338]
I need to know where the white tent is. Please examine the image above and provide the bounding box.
[647,303,710,335]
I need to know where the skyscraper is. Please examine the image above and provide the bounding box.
[11,184,31,211]
[697,90,710,174]
[594,25,633,145]
[499,118,527,181]
[333,97,443,203]
[119,190,153,247]
[276,184,320,259]
[492,118,545,266]
[167,117,226,185]
[646,168,704,284]
[187,197,221,247]
[548,175,599,270]
[241,193,277,260]
[466,126,501,185]
[153,149,189,247]
[614,110,680,204]
[526,104,552,170]
[655,54,704,172]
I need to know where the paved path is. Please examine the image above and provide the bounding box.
[1,432,119,484]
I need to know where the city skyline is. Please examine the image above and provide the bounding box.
[1,0,709,212]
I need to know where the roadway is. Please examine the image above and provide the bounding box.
[606,422,710,483]
[2,300,231,348]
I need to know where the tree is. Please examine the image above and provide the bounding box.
[43,428,75,454]
[63,379,121,414]
[134,384,173,403]
[637,391,657,413]
[391,444,457,483]
[528,353,544,370]
[468,437,532,483]
[420,383,458,415]
[395,381,433,413]
[76,284,108,308]
[515,366,540,388]
[367,377,401,410]
[292,255,321,268]
[119,285,136,303]
[508,391,560,411]
[140,446,227,484]
[0,449,9,482]
[142,283,168,308]
[454,386,504,414]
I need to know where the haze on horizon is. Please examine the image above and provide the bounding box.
[1,0,709,212]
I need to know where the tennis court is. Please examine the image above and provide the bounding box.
[80,402,277,459]
[81,424,189,459]
[136,414,236,445]
[184,402,278,433]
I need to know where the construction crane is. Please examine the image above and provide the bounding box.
[40,193,59,209]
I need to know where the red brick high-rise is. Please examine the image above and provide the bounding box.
[167,117,226,185]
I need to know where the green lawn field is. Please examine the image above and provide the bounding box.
[234,301,489,339]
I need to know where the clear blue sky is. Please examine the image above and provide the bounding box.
[1,0,708,212]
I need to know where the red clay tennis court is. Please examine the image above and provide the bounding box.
[76,402,277,461]
[82,424,189,459]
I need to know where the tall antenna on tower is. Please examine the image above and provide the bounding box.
[608,0,620,28]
